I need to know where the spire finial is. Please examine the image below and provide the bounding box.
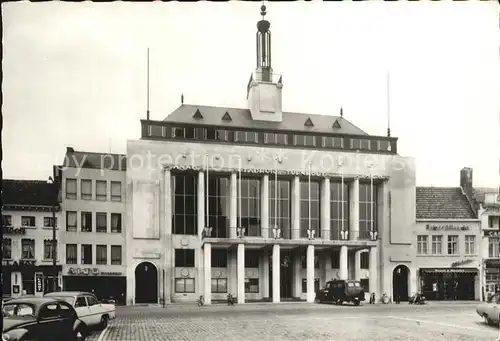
[340,107,343,118]
[181,93,184,105]
[260,2,267,19]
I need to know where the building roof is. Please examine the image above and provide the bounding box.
[63,148,126,171]
[416,187,476,220]
[473,187,497,204]
[163,104,371,136]
[2,180,59,211]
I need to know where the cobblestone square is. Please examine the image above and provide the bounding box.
[88,302,499,341]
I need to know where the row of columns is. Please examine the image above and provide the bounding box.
[197,171,365,240]
[202,244,378,305]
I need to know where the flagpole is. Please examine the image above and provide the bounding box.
[275,162,278,229]
[238,166,242,234]
[341,173,344,240]
[308,162,312,235]
[370,173,374,237]
[206,155,209,231]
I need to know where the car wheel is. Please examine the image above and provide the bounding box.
[483,315,493,326]
[99,315,109,329]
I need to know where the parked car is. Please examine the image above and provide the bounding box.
[476,293,500,325]
[316,279,365,306]
[44,291,115,330]
[2,297,87,341]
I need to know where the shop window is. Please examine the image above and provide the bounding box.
[21,216,36,227]
[81,244,92,265]
[301,278,320,293]
[66,244,77,264]
[81,180,92,200]
[447,235,459,255]
[111,182,122,202]
[96,245,107,265]
[22,272,34,295]
[211,249,228,268]
[96,213,107,233]
[175,278,195,293]
[360,252,369,269]
[2,215,12,227]
[44,240,57,260]
[96,181,107,201]
[66,211,77,232]
[175,249,195,267]
[245,278,259,293]
[21,239,35,259]
[3,238,12,259]
[417,235,428,255]
[331,250,340,269]
[111,214,122,233]
[81,212,92,232]
[43,217,57,228]
[245,250,260,268]
[111,245,122,265]
[211,278,228,293]
[66,179,77,199]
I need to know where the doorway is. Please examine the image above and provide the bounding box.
[393,265,410,301]
[269,250,294,299]
[135,262,158,304]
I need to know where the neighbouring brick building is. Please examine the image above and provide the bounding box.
[2,179,62,298]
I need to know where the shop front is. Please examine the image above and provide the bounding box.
[63,266,127,305]
[419,268,478,301]
[2,260,62,298]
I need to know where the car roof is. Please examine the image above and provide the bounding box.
[45,291,93,297]
[5,297,63,307]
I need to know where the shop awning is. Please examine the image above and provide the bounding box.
[420,268,478,274]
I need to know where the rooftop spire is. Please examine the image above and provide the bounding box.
[256,3,271,72]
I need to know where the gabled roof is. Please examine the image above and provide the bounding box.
[416,187,476,220]
[162,104,369,136]
[2,179,59,210]
[473,187,497,204]
[63,149,126,171]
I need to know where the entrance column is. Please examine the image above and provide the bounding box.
[163,169,172,303]
[204,243,212,305]
[349,177,359,240]
[306,245,315,303]
[197,171,205,235]
[272,244,280,303]
[339,246,348,280]
[230,173,237,238]
[237,244,245,304]
[291,176,300,239]
[321,178,330,240]
[261,250,270,298]
[369,247,378,295]
[261,175,269,238]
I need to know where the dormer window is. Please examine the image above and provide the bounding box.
[332,120,341,129]
[304,118,314,127]
[222,112,232,121]
[192,109,203,120]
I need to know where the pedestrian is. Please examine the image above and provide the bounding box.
[395,293,400,304]
[370,292,375,304]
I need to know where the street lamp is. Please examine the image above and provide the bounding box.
[47,176,58,292]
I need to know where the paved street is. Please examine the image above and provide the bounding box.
[89,302,499,341]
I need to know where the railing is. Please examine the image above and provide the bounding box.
[142,122,398,154]
[247,70,282,94]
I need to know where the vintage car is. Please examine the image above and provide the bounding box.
[316,279,365,306]
[45,291,115,330]
[2,297,87,341]
[476,293,500,325]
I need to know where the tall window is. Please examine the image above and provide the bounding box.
[81,212,92,232]
[66,211,77,232]
[238,178,261,237]
[175,249,195,267]
[211,249,228,268]
[299,180,320,238]
[359,182,377,240]
[81,180,92,200]
[96,180,107,201]
[110,181,122,201]
[417,235,428,255]
[66,179,77,199]
[465,235,476,255]
[206,176,230,238]
[43,240,57,260]
[111,213,122,233]
[447,235,459,255]
[431,235,443,255]
[331,250,340,268]
[360,252,369,269]
[66,244,77,264]
[3,238,12,259]
[96,213,107,233]
[81,244,92,264]
[96,245,107,265]
[21,239,35,259]
[245,250,260,268]
[111,245,122,265]
[173,174,198,235]
[489,238,500,258]
[330,181,349,240]
[269,179,291,239]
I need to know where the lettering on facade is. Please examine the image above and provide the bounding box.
[2,260,37,267]
[487,231,500,237]
[35,273,44,293]
[68,267,100,276]
[425,224,469,231]
[451,259,474,268]
[3,227,26,235]
[422,268,477,274]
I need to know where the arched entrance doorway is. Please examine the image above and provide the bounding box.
[135,262,158,304]
[393,265,410,302]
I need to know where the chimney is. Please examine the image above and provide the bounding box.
[460,167,477,213]
[66,147,74,153]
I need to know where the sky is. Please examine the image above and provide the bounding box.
[2,2,500,187]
